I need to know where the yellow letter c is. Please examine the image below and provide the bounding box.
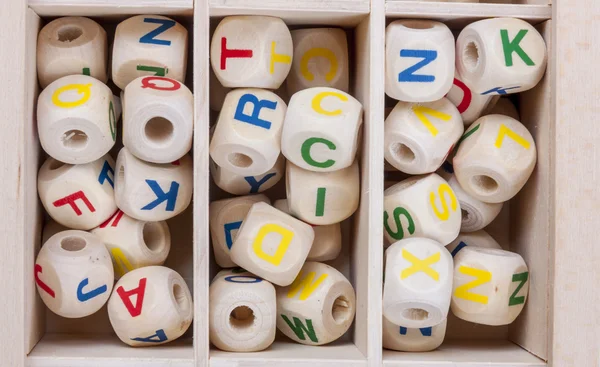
[52,83,92,108]
[311,91,348,116]
[301,48,338,82]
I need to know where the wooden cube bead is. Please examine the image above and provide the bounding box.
[453,114,537,203]
[274,199,342,262]
[281,87,363,172]
[229,202,314,286]
[384,174,461,246]
[209,268,276,352]
[384,98,463,174]
[37,17,108,89]
[38,155,117,230]
[210,89,286,176]
[456,18,547,95]
[447,71,498,125]
[286,28,349,96]
[451,247,529,326]
[108,266,193,346]
[210,16,293,89]
[37,75,116,164]
[446,230,501,258]
[286,160,359,225]
[383,316,447,352]
[385,20,454,102]
[35,230,114,318]
[210,195,271,268]
[114,148,193,221]
[210,154,285,196]
[123,76,193,163]
[487,97,520,120]
[112,15,188,89]
[383,238,453,328]
[91,210,170,279]
[42,220,69,244]
[276,261,356,345]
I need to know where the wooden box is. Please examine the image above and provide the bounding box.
[1,0,597,366]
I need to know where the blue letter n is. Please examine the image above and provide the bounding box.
[139,18,176,46]
[398,49,437,83]
[234,94,277,130]
[141,180,179,211]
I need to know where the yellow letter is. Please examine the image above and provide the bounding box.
[454,266,492,304]
[287,271,329,300]
[494,124,531,149]
[301,48,338,82]
[252,224,294,266]
[412,106,452,137]
[110,248,133,278]
[429,183,458,221]
[401,249,440,281]
[270,41,292,74]
[311,91,348,116]
[52,83,92,108]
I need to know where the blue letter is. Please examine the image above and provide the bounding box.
[141,180,179,211]
[234,94,277,130]
[225,275,262,283]
[131,329,168,343]
[77,278,107,302]
[244,173,277,194]
[482,86,521,95]
[399,326,432,337]
[451,241,468,258]
[398,49,437,82]
[224,221,242,249]
[139,18,176,46]
[98,160,114,188]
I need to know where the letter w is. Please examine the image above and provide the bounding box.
[287,271,328,300]
[281,315,319,343]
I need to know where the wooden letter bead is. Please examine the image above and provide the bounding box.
[456,18,547,95]
[447,71,498,125]
[383,238,453,328]
[38,155,117,230]
[210,195,271,268]
[384,99,463,174]
[42,220,69,244]
[37,17,108,89]
[286,28,349,96]
[229,202,314,286]
[447,173,503,232]
[281,87,363,172]
[385,20,454,102]
[91,210,170,279]
[107,266,193,346]
[210,16,293,89]
[286,160,359,225]
[276,261,356,345]
[123,76,193,163]
[453,114,537,203]
[210,89,286,176]
[35,230,114,318]
[114,148,193,221]
[210,154,285,196]
[384,174,461,246]
[446,230,501,258]
[487,97,520,120]
[274,199,342,262]
[37,75,116,164]
[209,269,276,352]
[383,316,447,352]
[112,15,188,90]
[451,247,529,326]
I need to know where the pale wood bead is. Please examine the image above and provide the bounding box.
[384,238,453,328]
[37,17,108,89]
[42,220,69,244]
[487,97,520,120]
[286,28,349,96]
[229,202,314,286]
[209,268,276,352]
[123,76,193,163]
[276,261,355,345]
[456,18,547,95]
[114,148,193,221]
[91,210,170,279]
[384,98,463,174]
[281,87,363,172]
[453,114,537,203]
[446,230,502,258]
[209,195,271,268]
[38,155,117,230]
[209,68,231,112]
[447,70,498,125]
[451,247,529,326]
[37,75,116,164]
[384,174,461,246]
[385,20,454,102]
[35,230,114,318]
[286,160,359,225]
[210,16,293,89]
[112,15,188,89]
[210,88,286,176]
[107,266,193,346]
[274,199,342,262]
[383,316,447,352]
[210,155,285,196]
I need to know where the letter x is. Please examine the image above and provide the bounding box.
[401,249,440,281]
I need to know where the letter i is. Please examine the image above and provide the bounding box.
[316,188,326,217]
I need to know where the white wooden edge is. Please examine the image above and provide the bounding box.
[28,0,193,17]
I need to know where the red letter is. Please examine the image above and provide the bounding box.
[452,78,472,113]
[99,210,124,228]
[116,278,147,317]
[141,76,181,91]
[52,191,95,216]
[220,37,253,70]
[35,264,56,298]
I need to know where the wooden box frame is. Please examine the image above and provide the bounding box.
[1,0,597,366]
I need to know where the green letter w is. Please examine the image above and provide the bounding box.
[281,315,318,343]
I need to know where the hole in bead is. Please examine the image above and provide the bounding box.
[60,236,86,251]
[463,41,480,72]
[461,209,469,220]
[172,283,190,313]
[144,117,174,145]
[471,175,499,196]
[48,159,66,170]
[228,153,253,168]
[229,306,255,330]
[61,130,88,150]
[402,308,429,321]
[392,143,415,164]
[401,20,435,30]
[143,222,165,253]
[332,295,352,324]
[57,26,83,42]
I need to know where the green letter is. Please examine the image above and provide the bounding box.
[281,315,318,343]
[501,29,535,67]
[301,137,336,168]
[508,271,529,306]
[384,207,415,240]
